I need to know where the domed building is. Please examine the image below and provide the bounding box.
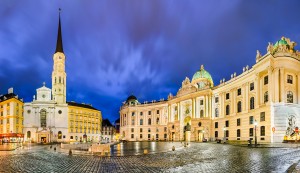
[120,37,300,143]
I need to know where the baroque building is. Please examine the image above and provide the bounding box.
[23,11,102,143]
[0,88,24,143]
[120,37,300,143]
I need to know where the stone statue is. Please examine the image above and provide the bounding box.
[267,42,273,53]
[256,50,262,60]
[185,123,191,131]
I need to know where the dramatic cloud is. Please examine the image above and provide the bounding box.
[1,0,300,122]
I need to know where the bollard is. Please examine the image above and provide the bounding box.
[50,145,52,149]
[54,147,56,151]
[69,149,72,156]
[144,149,148,154]
[184,143,186,147]
[172,146,175,151]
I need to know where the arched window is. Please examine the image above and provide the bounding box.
[148,118,151,125]
[287,91,293,103]
[58,131,62,139]
[226,105,230,115]
[55,77,57,84]
[250,97,255,110]
[264,91,268,103]
[215,108,219,117]
[260,126,265,136]
[200,110,204,118]
[40,109,47,127]
[140,119,143,125]
[156,118,159,124]
[59,76,61,83]
[27,131,31,138]
[237,101,242,113]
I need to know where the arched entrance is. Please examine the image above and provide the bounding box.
[184,116,191,142]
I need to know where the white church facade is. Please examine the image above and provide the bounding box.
[23,12,102,143]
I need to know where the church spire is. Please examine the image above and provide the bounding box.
[55,8,64,53]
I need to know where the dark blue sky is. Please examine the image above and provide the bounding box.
[1,1,300,122]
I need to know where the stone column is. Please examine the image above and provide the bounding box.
[205,95,208,117]
[280,68,285,102]
[245,83,249,111]
[255,73,260,108]
[268,67,273,102]
[232,89,236,114]
[274,68,280,102]
[242,84,246,111]
[192,98,195,118]
[168,105,171,122]
[221,93,225,118]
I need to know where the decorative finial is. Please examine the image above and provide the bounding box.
[200,65,204,70]
[281,36,285,40]
[59,8,61,13]
[43,82,46,87]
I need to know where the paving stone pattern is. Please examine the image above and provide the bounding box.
[0,143,299,173]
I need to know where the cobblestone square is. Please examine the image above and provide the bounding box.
[0,142,299,172]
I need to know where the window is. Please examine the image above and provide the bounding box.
[264,91,268,103]
[237,118,241,126]
[156,134,159,139]
[164,134,167,139]
[215,131,218,138]
[287,75,293,84]
[200,100,204,105]
[250,97,255,109]
[226,130,229,137]
[148,134,151,139]
[140,112,143,116]
[131,119,135,125]
[148,128,151,132]
[148,111,151,115]
[200,110,204,118]
[215,108,219,117]
[140,119,143,125]
[287,91,293,103]
[156,118,159,124]
[40,109,47,127]
[131,134,134,138]
[225,120,229,127]
[132,112,135,116]
[226,105,230,115]
[237,129,241,137]
[237,101,242,113]
[237,88,241,96]
[250,82,254,91]
[226,93,230,100]
[249,116,254,124]
[249,128,253,137]
[27,131,31,138]
[215,122,218,128]
[260,112,265,122]
[131,128,134,132]
[264,76,268,85]
[148,118,151,125]
[260,126,265,136]
[215,97,219,103]
[157,110,159,114]
[58,131,62,139]
[140,134,143,138]
[164,127,167,132]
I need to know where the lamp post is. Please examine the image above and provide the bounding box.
[223,126,226,143]
[254,120,258,147]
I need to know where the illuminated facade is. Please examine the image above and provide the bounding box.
[0,88,24,143]
[23,12,102,143]
[120,37,300,143]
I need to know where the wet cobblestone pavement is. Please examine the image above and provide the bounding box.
[0,143,299,172]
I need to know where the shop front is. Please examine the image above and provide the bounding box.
[0,133,24,143]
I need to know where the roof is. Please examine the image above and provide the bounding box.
[0,93,22,103]
[115,118,120,123]
[126,95,137,102]
[102,119,113,127]
[55,9,64,53]
[67,101,99,111]
[192,65,214,85]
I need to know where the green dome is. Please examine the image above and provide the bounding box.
[274,37,288,47]
[192,65,213,85]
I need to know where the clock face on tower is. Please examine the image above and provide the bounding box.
[42,94,46,98]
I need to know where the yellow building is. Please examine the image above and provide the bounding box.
[120,37,300,143]
[68,102,102,143]
[0,88,24,143]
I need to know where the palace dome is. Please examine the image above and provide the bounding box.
[192,65,214,86]
[126,95,137,102]
[274,37,288,47]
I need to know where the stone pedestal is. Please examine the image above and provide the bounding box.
[185,131,191,142]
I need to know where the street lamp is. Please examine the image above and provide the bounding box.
[223,126,226,143]
[254,119,258,147]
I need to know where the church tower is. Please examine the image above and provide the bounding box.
[52,9,66,104]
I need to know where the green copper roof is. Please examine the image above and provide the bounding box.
[192,65,213,84]
[274,37,288,47]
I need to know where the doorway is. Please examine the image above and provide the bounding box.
[41,137,47,143]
